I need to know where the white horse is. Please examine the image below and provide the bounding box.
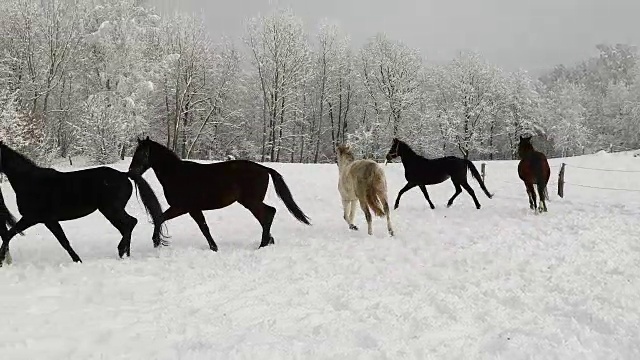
[336,145,394,236]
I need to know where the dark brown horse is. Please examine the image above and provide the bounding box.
[128,137,311,251]
[385,138,493,210]
[517,135,550,212]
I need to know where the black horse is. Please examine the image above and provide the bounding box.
[128,137,311,251]
[385,138,493,209]
[0,142,165,266]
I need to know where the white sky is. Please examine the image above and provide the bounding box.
[148,0,640,75]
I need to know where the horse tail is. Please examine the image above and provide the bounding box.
[531,153,549,202]
[127,172,167,243]
[465,160,493,198]
[366,165,387,217]
[265,167,311,225]
[0,186,23,236]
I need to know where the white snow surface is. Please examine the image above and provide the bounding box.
[1,152,640,359]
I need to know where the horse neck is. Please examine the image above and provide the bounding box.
[1,148,40,181]
[398,144,424,164]
[337,158,353,173]
[518,146,534,159]
[149,146,181,180]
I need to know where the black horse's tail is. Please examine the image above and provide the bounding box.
[127,172,167,244]
[265,167,311,225]
[465,160,493,199]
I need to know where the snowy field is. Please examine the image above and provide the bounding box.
[1,151,640,359]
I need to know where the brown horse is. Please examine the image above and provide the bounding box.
[517,135,550,213]
[128,137,311,251]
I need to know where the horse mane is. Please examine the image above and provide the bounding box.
[147,139,181,162]
[397,139,419,157]
[518,137,536,159]
[0,143,40,172]
[336,145,355,163]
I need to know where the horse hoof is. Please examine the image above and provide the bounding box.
[430,205,435,209]
[349,224,358,231]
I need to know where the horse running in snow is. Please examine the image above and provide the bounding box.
[336,144,394,236]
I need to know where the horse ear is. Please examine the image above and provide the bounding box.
[145,136,150,141]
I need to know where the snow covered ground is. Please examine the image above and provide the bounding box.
[1,151,640,359]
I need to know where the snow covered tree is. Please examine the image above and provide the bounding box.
[307,21,359,162]
[544,82,590,156]
[426,52,505,159]
[75,0,162,164]
[502,70,545,158]
[360,33,422,138]
[244,8,312,162]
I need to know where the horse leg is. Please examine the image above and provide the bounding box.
[525,182,537,211]
[357,197,373,235]
[44,222,82,263]
[418,185,436,209]
[0,217,39,266]
[153,206,188,247]
[536,185,548,213]
[447,183,463,208]
[240,200,276,248]
[394,183,417,209]
[189,211,218,251]
[342,199,358,231]
[460,181,482,209]
[348,200,358,228]
[100,207,137,258]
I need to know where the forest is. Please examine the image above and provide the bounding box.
[0,0,638,165]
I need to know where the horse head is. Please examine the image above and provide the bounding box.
[336,144,354,166]
[130,137,152,175]
[385,138,401,165]
[518,134,535,159]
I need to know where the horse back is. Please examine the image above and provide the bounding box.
[159,159,271,208]
[518,151,550,183]
[10,166,131,220]
[339,159,384,199]
[403,155,463,184]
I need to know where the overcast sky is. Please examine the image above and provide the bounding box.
[148,0,640,75]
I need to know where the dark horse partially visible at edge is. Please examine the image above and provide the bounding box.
[517,135,550,212]
[128,137,311,251]
[0,141,165,266]
[385,138,493,210]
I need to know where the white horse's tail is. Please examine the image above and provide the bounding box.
[365,165,388,217]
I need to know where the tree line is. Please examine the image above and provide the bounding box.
[0,0,638,165]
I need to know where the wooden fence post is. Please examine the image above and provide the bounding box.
[558,163,566,198]
[481,163,486,183]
